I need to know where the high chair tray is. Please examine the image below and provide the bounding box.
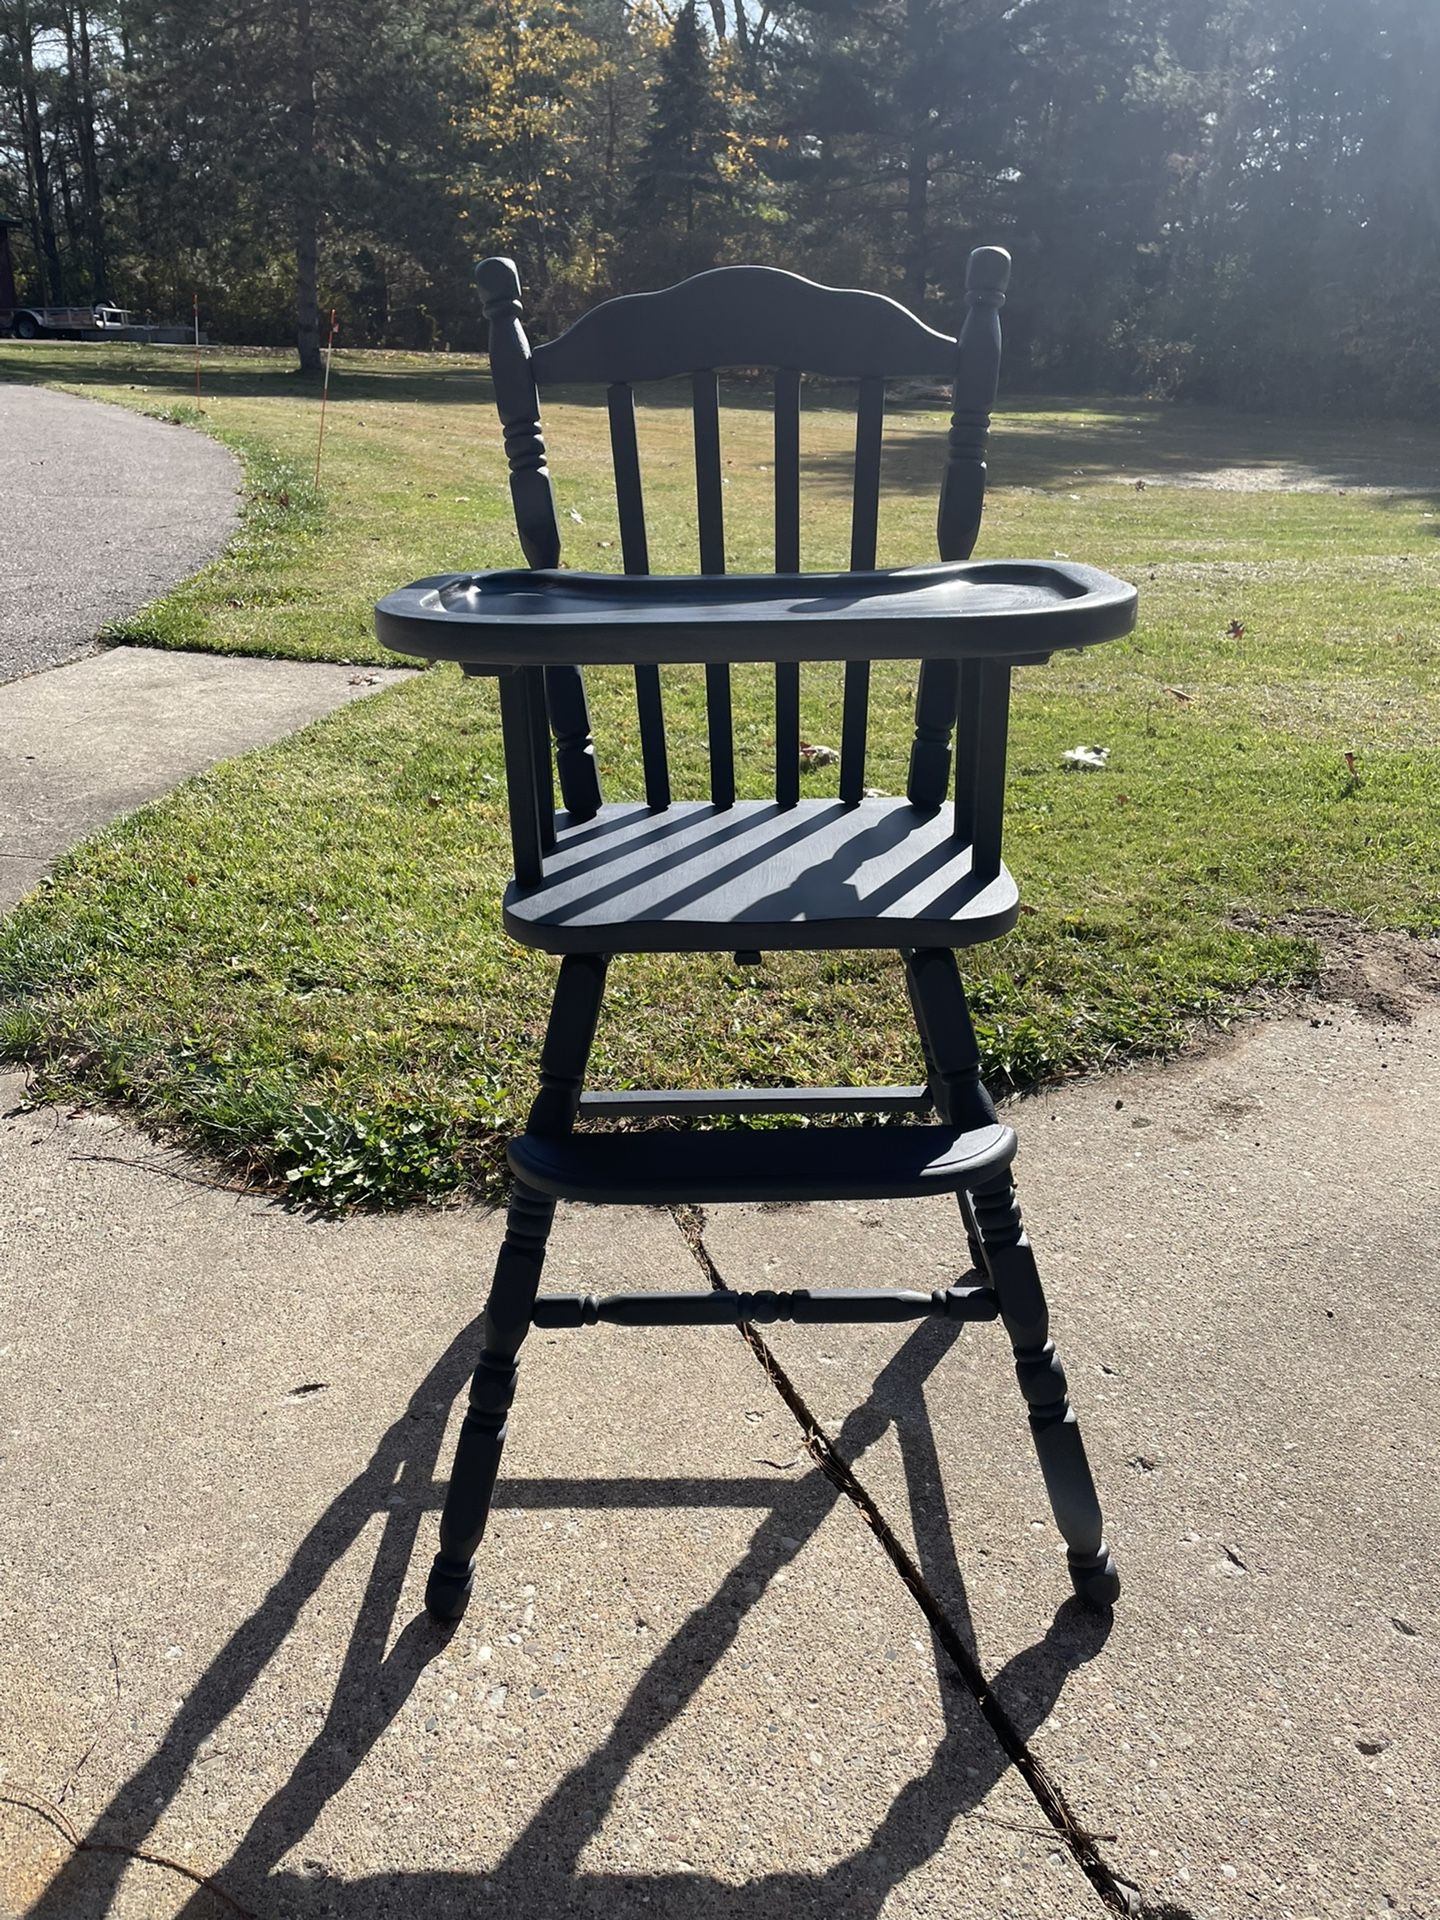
[375,559,1136,668]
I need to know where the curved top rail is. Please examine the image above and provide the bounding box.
[530,265,958,385]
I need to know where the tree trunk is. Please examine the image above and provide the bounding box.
[296,210,321,373]
[901,0,929,309]
[293,0,322,373]
[15,3,64,301]
[70,2,108,297]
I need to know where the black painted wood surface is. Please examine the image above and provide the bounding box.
[509,1116,1016,1204]
[404,250,1130,1626]
[477,255,602,823]
[500,797,1020,953]
[531,264,956,386]
[375,559,1136,668]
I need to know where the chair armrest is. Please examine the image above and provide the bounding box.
[374,561,1137,673]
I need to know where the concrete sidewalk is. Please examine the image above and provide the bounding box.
[0,1070,1106,1920]
[2,978,1437,1919]
[704,997,1440,1919]
[1,648,411,913]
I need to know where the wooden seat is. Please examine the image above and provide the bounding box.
[502,797,1019,953]
[374,248,1137,1628]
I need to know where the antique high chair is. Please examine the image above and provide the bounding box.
[376,248,1138,1624]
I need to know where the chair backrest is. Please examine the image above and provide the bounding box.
[478,249,1011,823]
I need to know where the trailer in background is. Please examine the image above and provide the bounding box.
[3,301,138,339]
[0,215,208,345]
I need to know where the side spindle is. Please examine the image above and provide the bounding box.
[479,255,602,823]
[498,670,544,889]
[965,660,1011,881]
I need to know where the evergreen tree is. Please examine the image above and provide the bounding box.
[624,0,743,280]
[122,0,464,368]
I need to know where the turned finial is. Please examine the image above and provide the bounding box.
[476,255,523,314]
[964,246,1011,305]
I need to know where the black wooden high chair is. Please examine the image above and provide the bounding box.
[376,248,1138,1623]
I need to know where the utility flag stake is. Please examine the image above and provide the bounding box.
[314,307,339,487]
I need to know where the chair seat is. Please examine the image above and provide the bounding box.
[509,1119,1017,1204]
[503,798,1020,954]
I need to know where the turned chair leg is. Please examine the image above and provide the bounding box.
[903,946,1119,1608]
[427,1182,557,1621]
[427,952,609,1624]
[968,1173,1120,1608]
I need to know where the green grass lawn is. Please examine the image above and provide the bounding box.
[2,341,1437,1207]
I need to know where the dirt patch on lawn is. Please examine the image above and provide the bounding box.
[1258,908,1440,1021]
[1142,464,1351,492]
[1123,462,1438,495]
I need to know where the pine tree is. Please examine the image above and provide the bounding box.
[624,0,738,279]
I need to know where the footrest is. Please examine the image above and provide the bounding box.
[531,1283,999,1329]
[508,1121,1015,1205]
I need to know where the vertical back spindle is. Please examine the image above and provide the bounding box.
[608,382,670,809]
[840,374,884,804]
[479,255,602,823]
[774,367,801,808]
[909,245,1011,813]
[692,369,734,808]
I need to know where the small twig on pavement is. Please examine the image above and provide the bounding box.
[66,1151,251,1197]
[966,1809,1118,1843]
[57,1632,122,1805]
[1,1786,255,1918]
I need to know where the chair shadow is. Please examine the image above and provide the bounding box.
[28,1305,1111,1920]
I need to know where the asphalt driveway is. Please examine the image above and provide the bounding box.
[0,380,238,683]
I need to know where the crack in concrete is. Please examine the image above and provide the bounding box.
[671,1203,1192,1920]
